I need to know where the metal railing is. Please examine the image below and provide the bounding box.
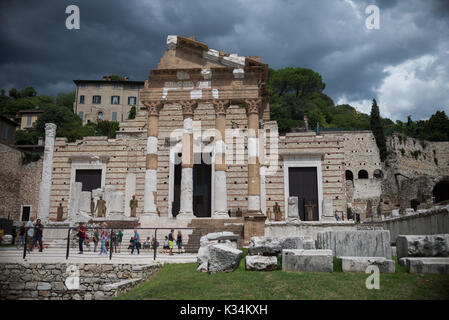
[20,226,202,261]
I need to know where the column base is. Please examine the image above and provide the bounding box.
[212,211,230,219]
[139,211,160,226]
[176,211,195,220]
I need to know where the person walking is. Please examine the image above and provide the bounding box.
[131,229,140,255]
[31,219,44,252]
[176,230,183,254]
[77,223,86,254]
[117,230,123,253]
[17,223,25,249]
[26,216,35,253]
[99,231,108,256]
[93,229,99,252]
[168,229,175,255]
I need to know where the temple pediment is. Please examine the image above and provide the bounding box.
[157,35,265,70]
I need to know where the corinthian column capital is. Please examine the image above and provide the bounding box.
[244,98,263,116]
[178,100,198,118]
[142,100,164,116]
[212,99,230,116]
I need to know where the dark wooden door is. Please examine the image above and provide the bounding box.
[75,169,102,192]
[21,206,30,222]
[288,167,319,221]
[193,153,212,217]
[172,153,182,218]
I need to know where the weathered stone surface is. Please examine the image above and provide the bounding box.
[37,282,51,290]
[245,255,278,271]
[396,234,449,259]
[391,246,397,257]
[2,234,13,244]
[399,257,449,274]
[338,256,395,273]
[206,231,238,242]
[207,244,243,273]
[282,249,333,272]
[248,236,316,256]
[197,233,237,272]
[316,230,392,258]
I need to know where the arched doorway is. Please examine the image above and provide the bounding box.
[358,169,368,179]
[433,180,449,203]
[345,170,354,181]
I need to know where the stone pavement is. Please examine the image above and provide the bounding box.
[0,247,197,264]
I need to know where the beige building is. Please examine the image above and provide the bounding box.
[73,79,144,124]
[15,109,43,130]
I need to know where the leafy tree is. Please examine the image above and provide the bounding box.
[370,99,387,161]
[34,105,84,142]
[128,106,136,119]
[20,86,37,98]
[8,88,21,99]
[56,91,75,110]
[96,120,119,139]
[15,129,40,145]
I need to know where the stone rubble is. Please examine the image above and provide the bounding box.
[396,234,449,259]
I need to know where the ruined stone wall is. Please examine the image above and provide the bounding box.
[387,134,449,177]
[0,262,161,300]
[0,143,22,221]
[382,204,449,243]
[19,159,43,220]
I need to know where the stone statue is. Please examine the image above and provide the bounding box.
[56,203,64,221]
[236,208,242,217]
[157,207,161,217]
[274,202,282,221]
[95,196,107,218]
[129,195,138,217]
[90,197,95,216]
[266,207,272,220]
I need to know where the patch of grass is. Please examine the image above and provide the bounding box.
[333,257,342,272]
[116,258,449,300]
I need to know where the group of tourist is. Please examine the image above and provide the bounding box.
[126,229,183,255]
[76,223,124,256]
[16,216,45,253]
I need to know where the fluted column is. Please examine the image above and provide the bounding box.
[212,99,230,218]
[38,123,57,222]
[244,99,262,214]
[177,100,198,219]
[142,100,163,217]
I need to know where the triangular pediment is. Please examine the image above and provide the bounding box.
[157,35,261,70]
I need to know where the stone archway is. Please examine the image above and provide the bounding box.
[433,180,449,203]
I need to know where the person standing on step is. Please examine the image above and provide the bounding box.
[93,228,99,252]
[117,230,123,253]
[17,223,25,249]
[168,229,175,255]
[99,230,108,256]
[131,229,140,255]
[31,219,44,252]
[77,223,86,254]
[25,216,35,253]
[176,230,183,254]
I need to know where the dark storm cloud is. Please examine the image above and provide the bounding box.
[0,0,448,120]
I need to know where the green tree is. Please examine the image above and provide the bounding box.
[370,99,387,161]
[96,120,120,139]
[56,91,75,110]
[128,106,136,119]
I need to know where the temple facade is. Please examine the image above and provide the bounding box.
[32,35,388,241]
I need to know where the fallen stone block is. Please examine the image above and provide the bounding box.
[207,244,243,273]
[316,230,392,258]
[396,234,449,259]
[391,246,397,257]
[399,257,449,274]
[197,234,236,272]
[248,236,315,256]
[338,256,395,273]
[245,255,278,271]
[282,249,333,272]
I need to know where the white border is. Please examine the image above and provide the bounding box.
[283,155,323,221]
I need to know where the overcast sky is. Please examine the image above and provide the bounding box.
[1,0,448,121]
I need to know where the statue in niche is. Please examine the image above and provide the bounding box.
[56,203,64,221]
[129,195,138,217]
[90,197,95,216]
[95,196,107,218]
[273,202,282,221]
[235,208,242,217]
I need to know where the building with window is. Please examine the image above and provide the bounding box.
[73,79,144,124]
[0,115,19,146]
[15,109,44,130]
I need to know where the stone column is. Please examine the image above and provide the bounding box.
[244,99,262,214]
[177,100,198,219]
[142,100,163,218]
[37,123,57,222]
[212,99,230,218]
